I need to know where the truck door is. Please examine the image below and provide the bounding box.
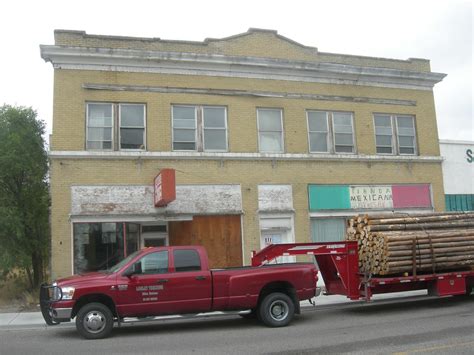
[164,248,212,314]
[115,250,172,317]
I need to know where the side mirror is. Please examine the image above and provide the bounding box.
[122,262,142,277]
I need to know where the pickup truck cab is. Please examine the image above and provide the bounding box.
[40,246,317,339]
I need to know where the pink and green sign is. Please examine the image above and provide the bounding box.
[309,184,432,211]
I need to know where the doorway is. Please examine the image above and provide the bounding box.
[140,224,168,248]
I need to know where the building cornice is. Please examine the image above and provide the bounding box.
[40,45,446,91]
[48,150,443,163]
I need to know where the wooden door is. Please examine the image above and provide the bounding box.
[168,215,242,268]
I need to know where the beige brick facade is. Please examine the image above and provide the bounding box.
[42,29,446,278]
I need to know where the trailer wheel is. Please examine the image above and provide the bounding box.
[76,302,114,339]
[258,292,294,327]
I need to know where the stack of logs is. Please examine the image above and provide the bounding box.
[347,212,474,275]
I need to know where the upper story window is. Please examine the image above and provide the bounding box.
[86,103,145,150]
[307,111,355,153]
[172,105,227,151]
[374,114,417,155]
[257,108,284,153]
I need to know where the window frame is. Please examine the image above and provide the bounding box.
[306,110,355,154]
[306,111,330,153]
[373,114,395,155]
[173,249,202,272]
[171,104,228,152]
[257,108,284,153]
[118,103,146,151]
[86,103,114,151]
[373,114,417,156]
[202,105,228,152]
[137,250,169,275]
[86,102,146,151]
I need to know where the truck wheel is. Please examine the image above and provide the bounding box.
[76,302,114,339]
[258,292,294,327]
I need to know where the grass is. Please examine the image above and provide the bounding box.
[0,270,40,312]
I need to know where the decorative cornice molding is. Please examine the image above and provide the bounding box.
[83,83,416,106]
[48,150,444,163]
[40,45,446,91]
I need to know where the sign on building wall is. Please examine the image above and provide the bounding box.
[439,141,474,194]
[154,169,176,207]
[349,185,393,209]
[308,184,432,211]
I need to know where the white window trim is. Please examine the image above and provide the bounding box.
[395,115,418,156]
[86,102,146,151]
[171,105,198,152]
[307,110,355,154]
[202,105,229,152]
[118,103,146,151]
[332,111,356,154]
[373,114,417,156]
[306,111,330,153]
[86,103,114,151]
[373,114,395,155]
[257,108,284,153]
[172,105,228,152]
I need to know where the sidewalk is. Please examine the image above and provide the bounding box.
[0,290,428,328]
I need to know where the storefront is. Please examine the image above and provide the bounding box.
[258,185,296,263]
[70,182,243,273]
[308,184,434,242]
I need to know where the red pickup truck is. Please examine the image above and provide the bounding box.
[40,245,317,339]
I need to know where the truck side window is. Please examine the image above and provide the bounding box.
[139,251,169,274]
[174,249,201,272]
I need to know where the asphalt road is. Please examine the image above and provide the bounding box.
[0,295,472,355]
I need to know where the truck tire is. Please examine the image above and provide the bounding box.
[258,292,294,327]
[76,302,114,339]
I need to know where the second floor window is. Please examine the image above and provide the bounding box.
[257,108,284,153]
[307,111,355,153]
[86,103,145,150]
[374,114,417,155]
[172,105,227,151]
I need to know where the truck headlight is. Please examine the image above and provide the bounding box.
[61,286,75,300]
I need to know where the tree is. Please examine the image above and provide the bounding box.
[0,105,50,289]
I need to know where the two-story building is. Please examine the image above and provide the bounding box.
[41,28,446,278]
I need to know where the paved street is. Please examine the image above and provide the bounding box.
[0,294,472,354]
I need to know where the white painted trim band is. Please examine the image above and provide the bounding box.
[49,150,444,163]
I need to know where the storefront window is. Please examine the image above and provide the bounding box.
[310,218,346,242]
[73,222,139,273]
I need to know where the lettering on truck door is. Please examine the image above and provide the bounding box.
[115,250,171,316]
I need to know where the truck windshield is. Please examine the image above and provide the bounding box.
[106,250,142,273]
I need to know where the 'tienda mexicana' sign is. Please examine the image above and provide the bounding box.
[308,184,432,211]
[154,169,176,207]
[349,185,393,209]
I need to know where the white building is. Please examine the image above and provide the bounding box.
[439,140,474,211]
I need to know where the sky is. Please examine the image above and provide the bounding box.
[0,0,472,142]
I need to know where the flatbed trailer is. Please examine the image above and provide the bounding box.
[251,242,474,300]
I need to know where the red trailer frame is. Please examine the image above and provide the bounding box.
[251,242,474,301]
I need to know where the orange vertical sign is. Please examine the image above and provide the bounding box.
[154,169,176,207]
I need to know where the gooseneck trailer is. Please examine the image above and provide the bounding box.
[40,242,472,339]
[251,241,474,300]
